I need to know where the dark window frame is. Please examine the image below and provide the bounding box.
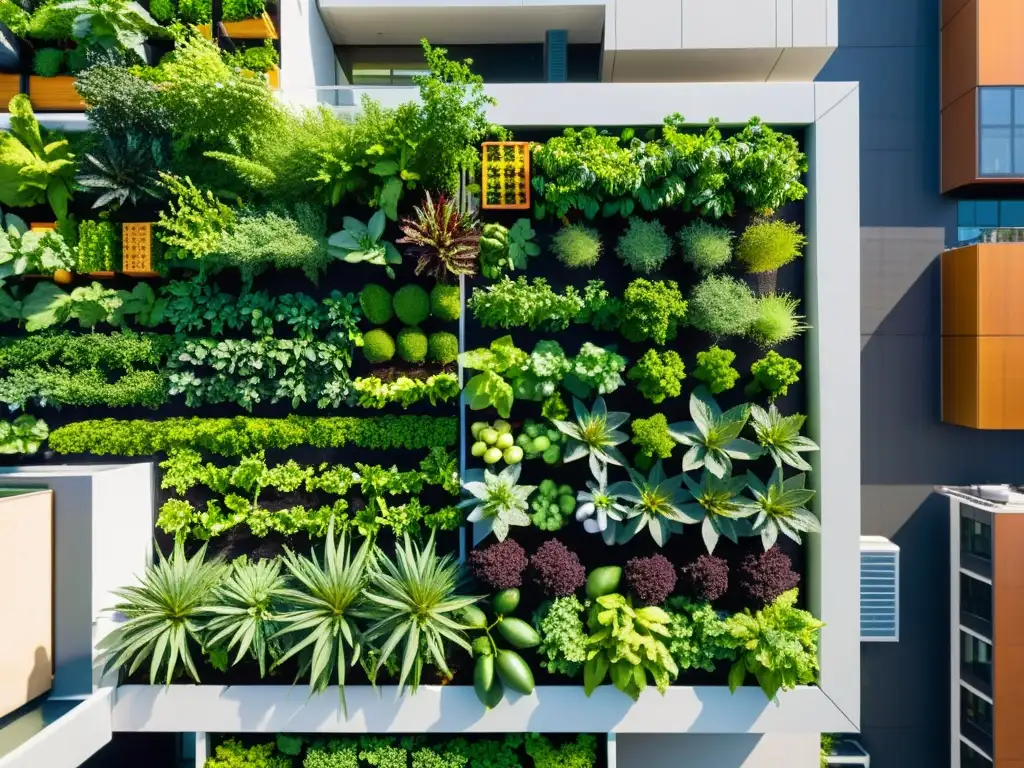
[960,630,993,696]
[961,740,993,768]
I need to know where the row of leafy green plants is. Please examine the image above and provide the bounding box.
[204,733,602,768]
[0,27,826,711]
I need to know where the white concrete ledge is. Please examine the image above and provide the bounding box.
[111,684,855,734]
[0,689,113,768]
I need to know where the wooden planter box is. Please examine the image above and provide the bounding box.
[0,73,19,111]
[120,222,159,277]
[481,141,531,210]
[28,75,84,111]
[221,12,277,39]
[197,22,213,39]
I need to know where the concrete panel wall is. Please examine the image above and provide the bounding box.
[616,733,820,768]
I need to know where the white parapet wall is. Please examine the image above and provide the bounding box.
[0,689,114,768]
[615,733,822,768]
[0,464,154,698]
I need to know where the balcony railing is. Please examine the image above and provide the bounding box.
[957,227,1024,246]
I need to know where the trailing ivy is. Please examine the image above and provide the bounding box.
[47,415,459,456]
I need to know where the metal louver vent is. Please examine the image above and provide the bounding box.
[861,536,899,642]
[545,30,568,83]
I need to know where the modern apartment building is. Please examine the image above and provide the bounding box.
[6,0,1005,766]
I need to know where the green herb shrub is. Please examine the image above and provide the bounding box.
[237,41,279,73]
[748,351,801,400]
[730,118,808,216]
[397,327,428,364]
[616,217,672,274]
[148,0,174,22]
[568,342,627,398]
[221,0,263,21]
[631,413,674,461]
[206,739,290,768]
[693,346,739,394]
[679,219,732,274]
[478,219,539,278]
[665,597,732,673]
[359,283,393,325]
[176,0,211,23]
[304,740,359,768]
[468,276,587,332]
[351,373,460,409]
[524,734,597,768]
[33,47,64,77]
[627,349,685,404]
[76,220,117,273]
[0,0,30,36]
[536,595,588,677]
[529,478,576,531]
[427,331,459,365]
[0,96,76,220]
[430,282,460,321]
[721,588,822,700]
[393,284,430,326]
[736,219,806,274]
[156,174,235,262]
[0,414,49,455]
[214,204,330,283]
[48,414,459,456]
[750,293,807,347]
[687,275,758,337]
[619,279,687,345]
[64,44,88,73]
[27,1,78,41]
[363,329,396,364]
[552,223,602,269]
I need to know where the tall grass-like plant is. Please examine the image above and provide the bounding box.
[678,220,732,275]
[271,520,371,711]
[204,557,287,677]
[749,293,808,348]
[736,219,806,292]
[361,532,482,695]
[98,539,227,685]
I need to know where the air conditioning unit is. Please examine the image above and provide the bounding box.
[860,536,899,642]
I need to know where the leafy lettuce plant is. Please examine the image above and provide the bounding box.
[583,593,678,700]
[460,463,535,542]
[722,588,823,700]
[745,467,819,550]
[608,460,688,546]
[679,470,757,553]
[564,342,627,399]
[748,403,819,471]
[551,396,629,476]
[512,340,571,402]
[0,95,76,220]
[668,387,762,477]
[327,209,402,279]
[459,335,527,419]
[536,595,588,677]
[0,414,48,454]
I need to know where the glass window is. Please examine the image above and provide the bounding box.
[961,631,993,685]
[962,686,994,736]
[981,127,1012,174]
[961,574,992,624]
[961,741,993,768]
[981,88,1013,125]
[961,515,992,561]
[978,87,1024,175]
[1002,200,1024,226]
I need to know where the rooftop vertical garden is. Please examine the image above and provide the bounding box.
[0,30,823,721]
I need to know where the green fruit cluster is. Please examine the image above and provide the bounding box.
[530,478,576,531]
[470,419,523,466]
[469,588,539,709]
[517,419,566,464]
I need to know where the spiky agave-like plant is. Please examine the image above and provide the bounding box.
[397,191,480,281]
[551,396,629,477]
[576,462,630,545]
[360,532,483,695]
[679,470,758,554]
[460,462,535,542]
[608,460,689,547]
[748,403,819,471]
[77,132,167,209]
[745,467,819,549]
[270,519,371,713]
[97,538,227,685]
[668,386,763,478]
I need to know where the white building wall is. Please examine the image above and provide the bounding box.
[616,733,820,768]
[280,0,339,107]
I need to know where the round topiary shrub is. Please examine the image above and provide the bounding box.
[551,224,602,269]
[393,284,430,326]
[749,293,807,348]
[427,331,459,364]
[739,547,800,606]
[736,219,806,275]
[359,283,393,325]
[430,283,461,321]
[616,218,672,274]
[396,327,428,363]
[530,539,586,597]
[680,554,729,602]
[678,220,733,275]
[625,554,677,605]
[362,329,395,363]
[687,275,758,337]
[469,539,528,590]
[33,48,64,77]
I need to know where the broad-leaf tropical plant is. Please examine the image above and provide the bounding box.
[204,557,287,677]
[397,191,480,281]
[0,95,75,220]
[608,461,688,546]
[97,538,227,685]
[360,532,482,695]
[748,403,819,472]
[551,396,629,477]
[680,470,757,553]
[327,209,402,279]
[668,386,763,477]
[576,462,629,545]
[460,462,535,542]
[59,0,164,60]
[270,519,370,712]
[745,467,819,550]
